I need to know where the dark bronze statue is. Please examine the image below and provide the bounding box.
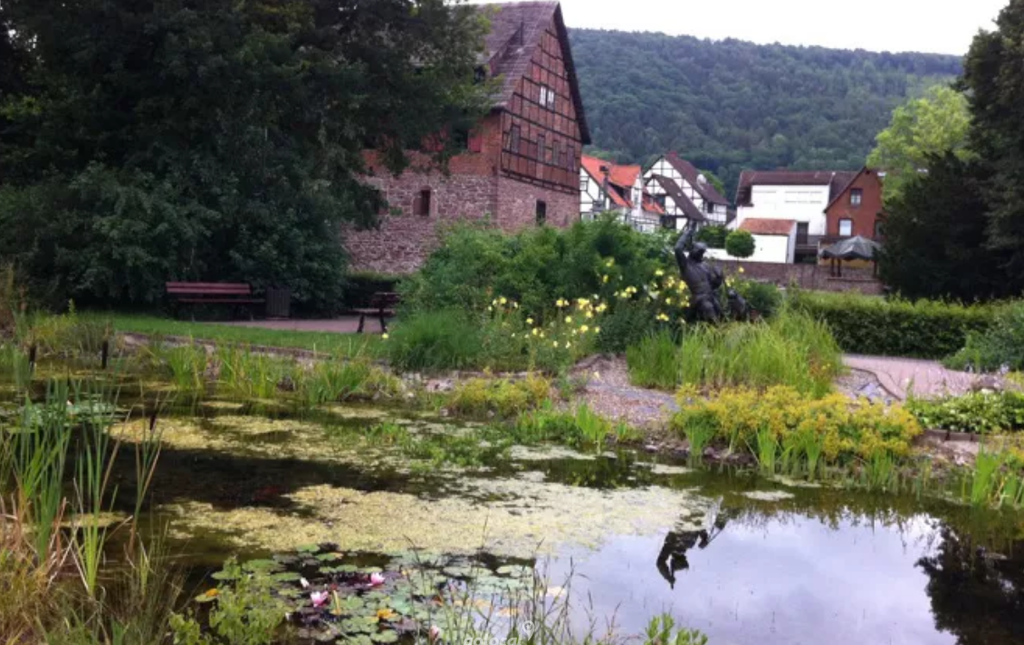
[673,224,725,322]
[727,288,750,322]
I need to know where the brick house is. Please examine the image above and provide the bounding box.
[346,1,591,274]
[823,167,886,242]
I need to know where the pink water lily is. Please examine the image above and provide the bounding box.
[369,572,386,587]
[429,625,443,643]
[311,591,330,608]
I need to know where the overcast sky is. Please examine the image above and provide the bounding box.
[476,0,1008,56]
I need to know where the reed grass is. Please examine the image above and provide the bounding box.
[628,309,842,396]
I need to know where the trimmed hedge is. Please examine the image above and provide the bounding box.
[788,290,997,359]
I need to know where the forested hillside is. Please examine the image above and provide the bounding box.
[568,29,962,199]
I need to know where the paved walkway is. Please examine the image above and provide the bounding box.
[219,316,387,334]
[843,354,981,401]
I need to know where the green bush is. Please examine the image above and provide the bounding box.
[627,309,843,397]
[596,300,658,353]
[734,279,782,319]
[788,290,996,359]
[384,310,485,372]
[907,391,1024,434]
[946,302,1024,372]
[399,216,666,320]
[725,230,756,258]
[695,225,728,249]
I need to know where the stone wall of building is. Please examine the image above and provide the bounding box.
[495,176,578,230]
[345,172,499,275]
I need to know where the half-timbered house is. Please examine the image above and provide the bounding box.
[347,1,590,274]
[643,153,730,230]
[579,155,663,233]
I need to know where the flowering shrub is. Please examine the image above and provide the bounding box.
[447,375,551,418]
[671,386,923,464]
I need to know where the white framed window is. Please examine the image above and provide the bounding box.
[850,189,863,207]
[539,85,556,109]
[839,218,853,236]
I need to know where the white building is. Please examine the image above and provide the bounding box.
[734,170,857,262]
[643,153,731,230]
[580,155,662,233]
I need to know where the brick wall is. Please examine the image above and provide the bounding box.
[713,260,884,295]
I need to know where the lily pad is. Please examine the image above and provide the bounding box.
[371,631,400,643]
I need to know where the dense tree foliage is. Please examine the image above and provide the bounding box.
[0,0,489,310]
[568,29,961,198]
[867,86,972,205]
[963,0,1024,286]
[879,154,1011,301]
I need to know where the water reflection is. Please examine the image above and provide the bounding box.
[656,501,729,589]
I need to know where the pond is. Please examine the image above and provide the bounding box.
[3,369,1024,645]
[103,396,1024,645]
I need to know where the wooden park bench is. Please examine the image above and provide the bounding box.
[356,292,400,334]
[166,282,265,320]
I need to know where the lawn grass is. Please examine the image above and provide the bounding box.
[87,313,383,357]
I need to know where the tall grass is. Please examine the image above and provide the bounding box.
[628,309,842,396]
[385,310,485,372]
[158,341,208,396]
[218,345,286,399]
[625,331,679,389]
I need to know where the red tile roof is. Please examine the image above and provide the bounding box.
[477,2,591,144]
[582,154,664,214]
[739,218,797,236]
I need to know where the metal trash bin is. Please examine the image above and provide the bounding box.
[265,287,291,319]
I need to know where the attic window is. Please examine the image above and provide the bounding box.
[539,85,556,109]
[850,188,863,207]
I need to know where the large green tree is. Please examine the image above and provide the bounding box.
[878,153,1011,301]
[866,85,971,205]
[0,0,490,310]
[963,0,1024,286]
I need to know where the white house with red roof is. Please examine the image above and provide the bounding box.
[733,169,858,262]
[643,153,731,230]
[579,154,664,233]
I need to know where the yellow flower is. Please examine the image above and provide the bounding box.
[605,258,615,267]
[552,341,559,348]
[586,311,594,319]
[499,297,508,305]
[527,317,535,325]
[565,316,573,324]
[513,302,519,309]
[665,298,673,305]
[565,341,572,349]
[581,325,590,334]
[532,328,540,336]
[487,306,493,312]
[377,608,397,621]
[556,298,568,308]
[602,275,609,283]
[595,327,602,334]
[381,333,389,340]
[655,269,665,277]
[657,313,670,322]
[203,589,219,599]
[739,267,746,274]
[511,333,517,338]
[596,303,608,313]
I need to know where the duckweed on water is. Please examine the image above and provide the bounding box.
[166,478,713,558]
